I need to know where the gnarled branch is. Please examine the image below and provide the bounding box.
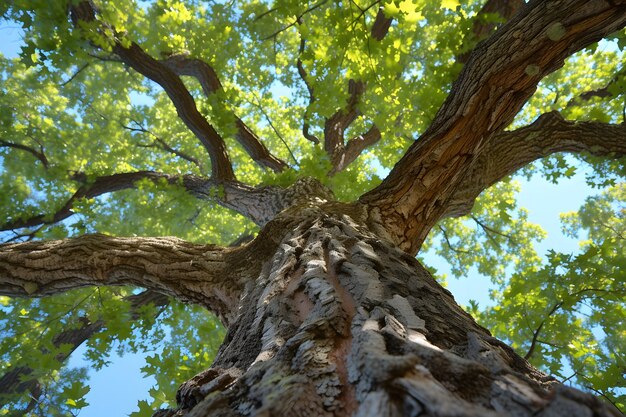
[2,171,334,236]
[69,2,235,181]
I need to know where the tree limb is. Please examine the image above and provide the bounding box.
[296,37,320,145]
[296,7,387,166]
[566,66,626,107]
[0,171,173,232]
[321,2,395,172]
[323,79,364,163]
[443,112,626,218]
[361,0,626,255]
[161,55,288,172]
[1,171,334,235]
[0,235,240,322]
[0,139,49,168]
[69,2,235,181]
[182,176,335,227]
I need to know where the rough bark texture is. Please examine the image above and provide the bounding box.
[149,205,620,417]
[0,235,240,322]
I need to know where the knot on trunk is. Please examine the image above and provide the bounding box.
[175,367,242,410]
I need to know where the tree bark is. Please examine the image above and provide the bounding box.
[0,235,243,322]
[139,204,619,417]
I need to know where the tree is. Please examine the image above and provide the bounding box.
[0,0,625,415]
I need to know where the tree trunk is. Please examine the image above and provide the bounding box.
[160,203,620,417]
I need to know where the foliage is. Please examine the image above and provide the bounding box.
[0,0,624,415]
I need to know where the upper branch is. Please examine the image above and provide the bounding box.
[0,234,241,322]
[330,125,382,174]
[112,43,235,181]
[443,112,626,218]
[296,7,389,169]
[161,55,288,172]
[2,172,335,236]
[361,0,626,255]
[324,79,365,162]
[69,2,235,181]
[296,37,320,145]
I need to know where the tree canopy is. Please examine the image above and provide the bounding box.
[0,0,625,416]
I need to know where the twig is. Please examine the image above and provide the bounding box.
[263,0,329,40]
[60,63,91,87]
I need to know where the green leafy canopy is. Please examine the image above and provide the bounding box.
[0,0,624,415]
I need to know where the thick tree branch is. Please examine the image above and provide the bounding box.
[69,3,235,181]
[0,235,240,322]
[296,8,386,165]
[330,125,381,174]
[161,56,288,172]
[443,112,626,218]
[112,43,235,181]
[361,0,626,255]
[324,79,364,161]
[183,176,335,227]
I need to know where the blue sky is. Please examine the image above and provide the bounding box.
[0,17,603,417]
